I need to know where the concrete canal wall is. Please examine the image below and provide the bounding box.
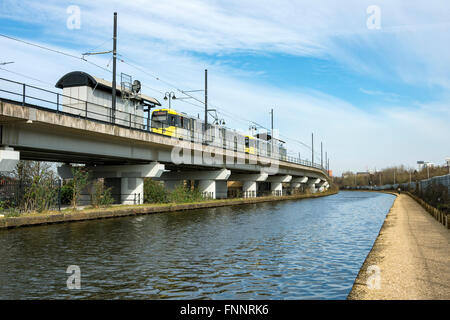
[0,189,337,230]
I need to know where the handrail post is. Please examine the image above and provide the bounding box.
[85,101,88,119]
[56,93,60,113]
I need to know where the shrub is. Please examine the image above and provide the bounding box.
[71,167,89,209]
[15,161,58,213]
[90,179,114,208]
[60,180,73,205]
[168,184,204,203]
[144,178,168,203]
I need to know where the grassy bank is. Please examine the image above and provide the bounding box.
[0,189,338,230]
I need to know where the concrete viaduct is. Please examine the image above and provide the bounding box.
[0,97,330,204]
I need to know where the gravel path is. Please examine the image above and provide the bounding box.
[348,193,450,299]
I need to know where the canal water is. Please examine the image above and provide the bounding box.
[0,191,395,299]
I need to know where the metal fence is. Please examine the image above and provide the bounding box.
[348,173,450,193]
[417,174,450,193]
[76,192,142,206]
[226,189,292,198]
[0,179,61,212]
[0,179,144,212]
[0,77,329,176]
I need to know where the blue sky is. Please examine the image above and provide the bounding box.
[0,0,449,174]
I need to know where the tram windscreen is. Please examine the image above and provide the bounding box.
[152,111,168,123]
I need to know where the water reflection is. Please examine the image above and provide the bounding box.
[0,191,395,299]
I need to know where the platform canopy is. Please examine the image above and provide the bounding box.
[55,71,161,106]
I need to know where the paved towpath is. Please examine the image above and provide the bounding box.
[348,194,450,299]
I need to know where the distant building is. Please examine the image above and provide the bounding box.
[356,172,370,176]
[417,161,434,170]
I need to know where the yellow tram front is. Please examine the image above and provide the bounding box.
[151,108,191,139]
[245,135,256,155]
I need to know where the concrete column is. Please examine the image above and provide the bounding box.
[317,180,329,192]
[121,177,144,204]
[159,168,231,199]
[242,181,257,197]
[229,173,268,198]
[311,180,326,192]
[290,182,301,194]
[267,175,292,196]
[197,180,228,199]
[271,182,283,196]
[307,178,321,193]
[290,176,308,194]
[0,147,20,172]
[58,162,165,205]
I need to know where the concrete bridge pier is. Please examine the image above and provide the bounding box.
[307,178,322,193]
[267,175,292,196]
[290,176,308,194]
[229,173,268,198]
[318,180,329,192]
[159,168,231,200]
[0,146,20,172]
[58,162,165,205]
[91,163,165,204]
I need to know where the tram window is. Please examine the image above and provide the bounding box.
[245,137,249,147]
[152,111,167,123]
[169,115,177,126]
[181,117,189,129]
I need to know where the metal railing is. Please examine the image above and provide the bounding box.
[78,193,142,205]
[347,174,450,193]
[0,77,329,176]
[0,179,61,212]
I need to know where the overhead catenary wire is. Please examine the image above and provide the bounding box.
[0,33,204,115]
[119,54,321,157]
[0,67,55,88]
[0,33,112,73]
[0,33,320,160]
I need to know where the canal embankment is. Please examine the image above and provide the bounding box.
[348,193,450,299]
[0,189,337,230]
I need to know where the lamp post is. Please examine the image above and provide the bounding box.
[164,92,176,110]
[112,12,117,124]
[270,108,274,153]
